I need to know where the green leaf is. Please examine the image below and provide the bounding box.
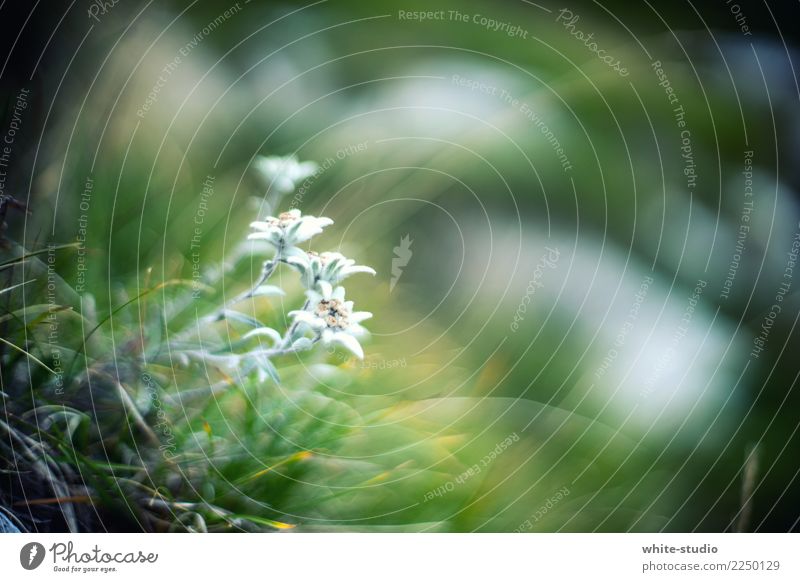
[243,327,283,344]
[292,337,314,351]
[251,285,285,297]
[220,309,265,329]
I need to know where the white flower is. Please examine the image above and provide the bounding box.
[289,286,372,359]
[248,209,333,248]
[253,155,318,194]
[286,250,376,292]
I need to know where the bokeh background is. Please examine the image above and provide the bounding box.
[1,0,799,532]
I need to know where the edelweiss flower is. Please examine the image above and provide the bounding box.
[289,286,372,359]
[248,209,333,248]
[286,250,376,292]
[253,155,318,194]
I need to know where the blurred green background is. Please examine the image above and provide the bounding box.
[1,0,799,532]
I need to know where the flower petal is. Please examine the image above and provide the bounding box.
[286,256,310,270]
[292,337,314,351]
[284,246,308,258]
[243,327,283,344]
[251,285,285,297]
[292,161,319,180]
[332,332,364,359]
[305,289,324,303]
[275,176,294,193]
[289,311,324,329]
[349,311,373,324]
[342,265,376,277]
[247,231,277,241]
[317,280,333,297]
[348,324,368,337]
[293,224,323,244]
[250,220,277,231]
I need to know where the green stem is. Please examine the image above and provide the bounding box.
[219,240,285,313]
[280,298,311,348]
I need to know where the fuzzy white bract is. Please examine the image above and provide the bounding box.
[289,286,372,359]
[215,156,375,377]
[248,209,333,248]
[287,251,376,294]
[253,155,318,194]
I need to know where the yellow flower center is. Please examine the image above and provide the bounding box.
[268,212,300,228]
[316,298,349,329]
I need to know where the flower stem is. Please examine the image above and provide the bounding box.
[281,299,311,348]
[220,240,285,312]
[261,334,320,358]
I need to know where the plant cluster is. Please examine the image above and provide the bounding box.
[0,155,378,532]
